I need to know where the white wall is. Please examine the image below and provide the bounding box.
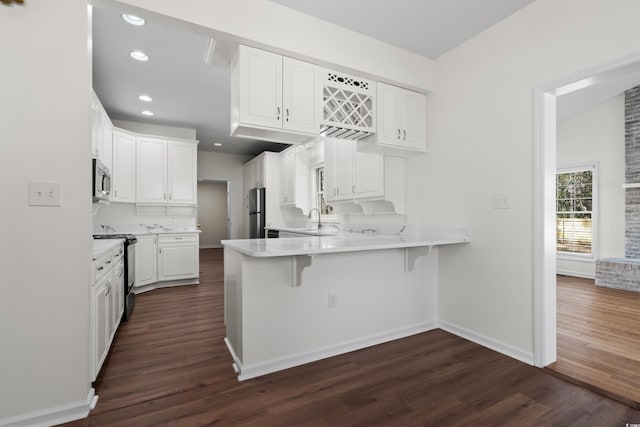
[197,181,228,247]
[407,0,640,361]
[0,1,93,424]
[93,202,196,227]
[557,95,625,278]
[198,151,251,239]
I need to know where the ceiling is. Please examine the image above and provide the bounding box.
[92,1,539,157]
[94,0,640,158]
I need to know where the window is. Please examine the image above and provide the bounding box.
[556,166,595,256]
[315,166,333,216]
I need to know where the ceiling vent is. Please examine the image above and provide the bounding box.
[321,71,376,140]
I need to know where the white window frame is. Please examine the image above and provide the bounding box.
[309,161,338,223]
[556,163,598,262]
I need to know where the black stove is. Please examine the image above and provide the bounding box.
[93,234,137,321]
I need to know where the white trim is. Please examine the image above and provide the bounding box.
[556,269,595,280]
[227,321,438,381]
[439,321,534,365]
[534,51,640,369]
[0,388,96,427]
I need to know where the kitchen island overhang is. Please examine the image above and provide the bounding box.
[221,227,469,381]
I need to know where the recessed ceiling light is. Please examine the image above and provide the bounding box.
[122,14,146,26]
[130,50,149,62]
[138,94,152,102]
[214,143,222,147]
[141,110,154,116]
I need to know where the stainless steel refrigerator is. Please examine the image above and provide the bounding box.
[248,187,266,238]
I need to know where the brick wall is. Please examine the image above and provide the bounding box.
[625,86,640,259]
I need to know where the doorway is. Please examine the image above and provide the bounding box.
[535,53,640,402]
[197,180,230,248]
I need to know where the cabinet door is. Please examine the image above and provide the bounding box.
[94,280,109,380]
[282,57,318,134]
[324,139,338,201]
[335,140,354,198]
[354,149,384,199]
[240,46,282,129]
[111,260,125,334]
[135,235,157,287]
[168,141,197,204]
[158,244,199,281]
[136,138,167,203]
[401,90,427,151]
[112,130,136,203]
[376,83,402,146]
[279,150,295,205]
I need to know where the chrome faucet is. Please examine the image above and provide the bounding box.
[308,208,322,230]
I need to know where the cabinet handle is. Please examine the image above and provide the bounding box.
[105,282,111,296]
[169,193,172,200]
[114,190,117,198]
[106,260,111,264]
[97,266,104,271]
[154,238,156,244]
[403,130,406,141]
[276,106,280,120]
[397,129,401,140]
[163,193,166,200]
[352,185,355,194]
[286,108,289,122]
[159,248,162,254]
[175,237,183,240]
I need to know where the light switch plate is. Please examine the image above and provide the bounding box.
[493,192,511,209]
[29,181,62,206]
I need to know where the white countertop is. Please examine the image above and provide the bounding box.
[93,239,124,260]
[222,231,469,258]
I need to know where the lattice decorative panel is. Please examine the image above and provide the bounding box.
[321,71,375,140]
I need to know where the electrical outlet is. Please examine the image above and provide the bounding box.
[328,292,337,309]
[29,181,62,206]
[493,192,511,209]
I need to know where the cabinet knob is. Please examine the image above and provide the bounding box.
[397,129,401,140]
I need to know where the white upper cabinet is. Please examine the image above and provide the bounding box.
[167,141,197,204]
[111,129,136,203]
[282,57,318,134]
[231,45,319,144]
[241,47,283,129]
[136,137,197,205]
[278,146,311,212]
[324,138,404,213]
[91,90,113,171]
[136,138,168,204]
[360,82,427,156]
[325,139,382,201]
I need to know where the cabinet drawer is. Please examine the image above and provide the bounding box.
[94,251,114,283]
[158,233,199,244]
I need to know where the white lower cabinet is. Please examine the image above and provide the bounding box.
[135,234,158,287]
[136,233,199,288]
[91,243,124,382]
[158,234,199,281]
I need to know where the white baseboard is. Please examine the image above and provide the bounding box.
[200,244,222,249]
[556,269,595,279]
[438,320,534,365]
[0,388,96,427]
[227,321,439,381]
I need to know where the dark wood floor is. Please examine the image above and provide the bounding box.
[547,274,640,408]
[61,250,640,426]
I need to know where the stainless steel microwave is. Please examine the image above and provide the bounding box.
[92,158,111,202]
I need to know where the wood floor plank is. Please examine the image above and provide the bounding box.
[547,275,640,407]
[59,250,640,426]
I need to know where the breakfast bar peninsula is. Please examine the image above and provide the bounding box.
[221,226,470,380]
